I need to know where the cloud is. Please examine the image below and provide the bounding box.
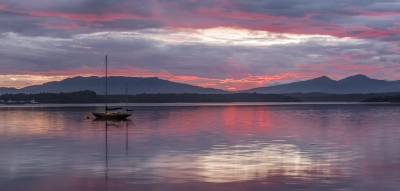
[1,26,400,90]
[2,0,400,38]
[1,0,400,90]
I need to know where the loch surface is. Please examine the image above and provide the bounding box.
[1,103,400,191]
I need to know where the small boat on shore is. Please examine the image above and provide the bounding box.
[5,100,25,105]
[30,98,38,104]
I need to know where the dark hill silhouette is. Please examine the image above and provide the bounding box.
[243,74,400,94]
[244,76,352,94]
[0,76,226,95]
[338,74,390,93]
[0,88,18,95]
[2,74,400,95]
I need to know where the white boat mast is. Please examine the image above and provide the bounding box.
[105,55,108,112]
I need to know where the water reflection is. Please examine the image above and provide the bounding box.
[142,143,313,183]
[92,119,132,181]
[1,104,400,191]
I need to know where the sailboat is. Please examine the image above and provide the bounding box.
[92,55,132,119]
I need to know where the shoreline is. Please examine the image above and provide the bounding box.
[0,102,395,107]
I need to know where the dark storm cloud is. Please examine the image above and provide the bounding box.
[157,0,215,7]
[1,0,153,17]
[0,10,163,38]
[0,0,158,37]
[92,18,165,31]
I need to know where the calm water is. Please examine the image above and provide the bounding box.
[1,103,400,191]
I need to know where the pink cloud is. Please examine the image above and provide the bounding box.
[2,0,400,90]
[3,1,400,39]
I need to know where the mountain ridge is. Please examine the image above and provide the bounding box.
[243,74,399,94]
[0,76,227,95]
[1,74,400,95]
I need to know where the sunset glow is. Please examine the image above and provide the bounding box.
[1,0,400,90]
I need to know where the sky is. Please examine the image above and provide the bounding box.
[1,0,400,90]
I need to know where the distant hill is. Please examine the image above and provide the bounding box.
[0,88,19,95]
[243,74,400,94]
[3,74,400,95]
[0,76,227,95]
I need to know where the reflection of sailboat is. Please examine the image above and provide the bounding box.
[92,118,131,181]
[92,55,132,119]
[105,120,109,181]
[126,119,129,158]
[93,118,132,123]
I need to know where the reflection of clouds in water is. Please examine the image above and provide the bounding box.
[5,105,399,189]
[2,149,65,179]
[0,111,67,136]
[0,141,358,185]
[125,143,343,183]
[198,143,309,183]
[0,132,364,186]
[0,146,109,180]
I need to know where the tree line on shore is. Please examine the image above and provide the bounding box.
[0,90,301,103]
[2,90,400,103]
[362,95,400,102]
[285,92,400,102]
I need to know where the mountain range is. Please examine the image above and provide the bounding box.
[1,74,400,95]
[244,74,400,94]
[0,76,226,95]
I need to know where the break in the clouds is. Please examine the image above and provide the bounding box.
[1,0,400,90]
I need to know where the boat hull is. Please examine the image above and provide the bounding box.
[92,112,132,119]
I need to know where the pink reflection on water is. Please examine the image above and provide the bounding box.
[1,105,400,191]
